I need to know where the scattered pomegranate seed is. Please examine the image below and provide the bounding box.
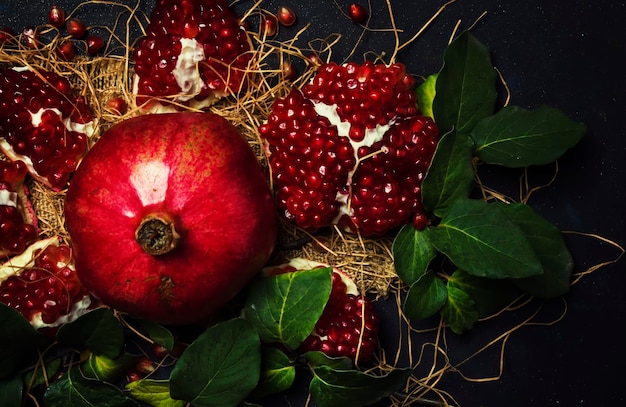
[277,6,296,27]
[21,26,38,48]
[281,60,297,80]
[262,13,278,37]
[307,52,323,67]
[125,371,143,383]
[85,35,104,55]
[348,3,368,24]
[56,40,75,61]
[134,357,156,375]
[105,97,127,115]
[48,5,66,28]
[66,18,86,38]
[0,27,15,43]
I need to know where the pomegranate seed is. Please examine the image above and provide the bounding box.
[281,60,297,81]
[0,26,16,43]
[106,97,127,115]
[307,53,323,67]
[125,371,144,383]
[262,14,278,37]
[277,6,296,27]
[66,18,86,38]
[56,40,75,61]
[21,26,38,48]
[85,35,104,55]
[48,5,66,28]
[135,357,156,375]
[348,3,368,24]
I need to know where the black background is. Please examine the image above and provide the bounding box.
[2,0,625,406]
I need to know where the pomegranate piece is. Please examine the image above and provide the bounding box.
[0,67,95,190]
[0,160,38,258]
[277,6,297,27]
[0,237,92,330]
[132,0,252,112]
[264,258,380,363]
[48,4,66,28]
[259,61,439,236]
[66,18,86,38]
[348,3,368,24]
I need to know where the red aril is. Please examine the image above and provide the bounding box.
[66,18,86,38]
[48,5,66,28]
[64,112,277,325]
[348,3,368,24]
[277,6,297,27]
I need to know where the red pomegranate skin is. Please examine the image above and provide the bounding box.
[64,113,277,325]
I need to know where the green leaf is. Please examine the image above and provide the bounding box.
[421,130,475,217]
[472,105,586,167]
[56,308,124,359]
[441,285,478,334]
[243,267,332,350]
[126,379,184,407]
[125,317,175,351]
[416,73,438,119]
[403,272,447,320]
[447,270,520,317]
[426,198,543,279]
[43,367,140,407]
[23,358,62,390]
[392,224,436,284]
[82,352,140,383]
[433,31,498,136]
[302,351,353,370]
[0,375,23,407]
[249,347,295,399]
[309,366,413,407]
[169,318,261,407]
[0,304,40,379]
[497,203,574,298]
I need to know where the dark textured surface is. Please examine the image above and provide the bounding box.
[2,1,625,406]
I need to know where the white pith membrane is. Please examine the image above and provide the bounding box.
[132,37,221,113]
[0,67,96,188]
[0,189,18,207]
[310,101,395,227]
[0,237,92,330]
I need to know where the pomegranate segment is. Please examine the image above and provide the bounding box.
[132,0,252,112]
[0,160,38,258]
[0,237,92,330]
[64,112,277,325]
[0,67,95,190]
[260,61,439,236]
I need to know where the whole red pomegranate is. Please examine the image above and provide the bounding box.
[64,113,277,325]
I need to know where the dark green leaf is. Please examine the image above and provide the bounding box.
[426,198,543,279]
[43,367,140,407]
[56,308,123,359]
[472,105,586,167]
[249,347,295,399]
[392,224,436,284]
[0,375,23,407]
[447,270,520,317]
[126,379,184,407]
[170,318,261,407]
[421,131,475,217]
[23,358,62,390]
[309,366,413,407]
[497,203,574,298]
[403,272,447,320]
[82,352,140,382]
[125,317,175,351]
[416,73,437,119]
[0,304,40,379]
[441,285,478,334]
[433,31,498,136]
[302,351,353,370]
[243,267,332,350]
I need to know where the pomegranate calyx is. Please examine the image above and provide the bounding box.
[135,214,180,256]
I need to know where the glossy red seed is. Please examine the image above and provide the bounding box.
[21,26,38,48]
[106,97,127,115]
[262,13,278,36]
[66,18,86,38]
[0,27,16,43]
[48,5,66,28]
[85,35,104,55]
[348,3,368,24]
[277,6,296,27]
[56,40,75,61]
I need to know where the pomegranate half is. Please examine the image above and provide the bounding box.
[64,112,277,325]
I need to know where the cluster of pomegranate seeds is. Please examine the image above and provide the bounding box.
[0,67,93,190]
[0,241,88,327]
[133,0,252,109]
[300,272,379,362]
[0,160,37,257]
[260,61,439,236]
